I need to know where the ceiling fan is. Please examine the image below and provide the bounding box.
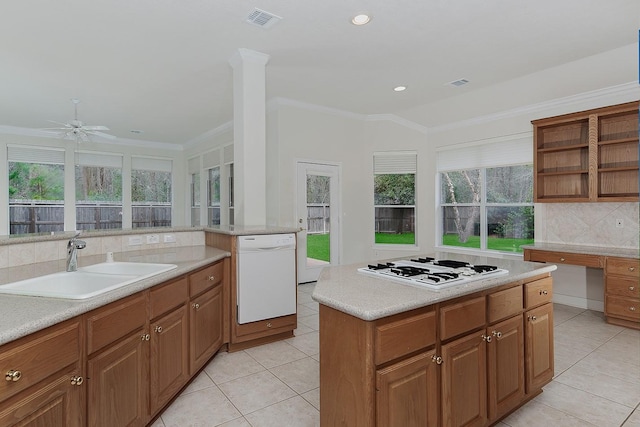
[43,98,116,142]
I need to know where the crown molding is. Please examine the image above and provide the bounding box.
[0,125,183,151]
[428,82,640,135]
[184,121,234,149]
[365,114,428,134]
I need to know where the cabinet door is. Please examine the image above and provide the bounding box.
[0,367,83,427]
[441,333,487,427]
[376,351,439,427]
[190,284,223,375]
[487,316,525,421]
[87,330,149,427]
[525,303,554,392]
[150,305,189,415]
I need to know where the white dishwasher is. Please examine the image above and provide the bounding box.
[236,233,297,324]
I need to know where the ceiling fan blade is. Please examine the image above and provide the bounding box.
[46,120,72,127]
[87,130,117,139]
[82,125,110,131]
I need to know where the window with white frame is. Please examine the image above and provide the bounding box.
[8,146,65,235]
[75,152,123,230]
[202,149,221,226]
[188,156,200,226]
[131,157,172,228]
[437,138,534,253]
[373,151,417,245]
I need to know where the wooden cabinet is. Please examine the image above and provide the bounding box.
[605,257,640,329]
[319,275,553,427]
[149,278,189,415]
[0,319,83,427]
[86,293,149,427]
[376,351,439,427]
[533,101,639,202]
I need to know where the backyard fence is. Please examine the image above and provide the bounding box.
[374,206,415,234]
[307,204,330,234]
[9,200,171,234]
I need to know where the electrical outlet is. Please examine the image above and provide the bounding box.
[163,234,176,243]
[128,236,143,246]
[146,234,160,244]
[616,218,624,228]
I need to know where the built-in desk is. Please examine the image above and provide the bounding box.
[523,244,639,329]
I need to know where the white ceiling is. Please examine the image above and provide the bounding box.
[1,0,638,147]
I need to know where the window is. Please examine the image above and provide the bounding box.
[131,157,172,228]
[8,146,65,235]
[75,152,123,230]
[373,152,416,245]
[207,167,221,226]
[437,138,533,253]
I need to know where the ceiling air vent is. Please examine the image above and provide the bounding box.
[246,8,282,29]
[447,78,470,87]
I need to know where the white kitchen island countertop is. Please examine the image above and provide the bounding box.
[312,252,557,321]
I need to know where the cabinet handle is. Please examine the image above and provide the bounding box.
[141,333,150,341]
[492,331,502,338]
[431,355,443,365]
[155,326,163,333]
[5,370,21,382]
[70,376,84,386]
[539,289,548,295]
[630,267,636,272]
[481,334,492,343]
[208,275,216,281]
[528,315,537,321]
[629,286,635,291]
[559,258,565,262]
[192,303,200,310]
[630,307,636,312]
[266,322,272,328]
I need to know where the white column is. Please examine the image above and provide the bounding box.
[229,48,270,226]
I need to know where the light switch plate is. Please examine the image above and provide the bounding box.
[163,234,176,243]
[146,234,160,244]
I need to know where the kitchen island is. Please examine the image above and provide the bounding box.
[312,252,557,427]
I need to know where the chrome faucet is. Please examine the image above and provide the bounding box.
[66,233,86,272]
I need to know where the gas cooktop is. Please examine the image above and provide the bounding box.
[357,257,508,290]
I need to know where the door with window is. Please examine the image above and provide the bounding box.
[296,162,340,284]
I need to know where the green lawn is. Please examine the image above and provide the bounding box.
[307,233,330,262]
[443,234,534,253]
[375,232,415,244]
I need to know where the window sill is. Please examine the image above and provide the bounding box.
[373,243,420,251]
[435,245,524,260]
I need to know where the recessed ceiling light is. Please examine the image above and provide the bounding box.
[447,78,469,87]
[393,86,407,92]
[351,14,371,25]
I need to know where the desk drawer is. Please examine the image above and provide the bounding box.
[524,277,553,309]
[605,295,640,322]
[375,309,436,365]
[606,257,640,278]
[606,276,640,299]
[524,249,602,268]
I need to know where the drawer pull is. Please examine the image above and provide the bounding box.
[208,275,215,281]
[481,334,492,343]
[141,333,150,341]
[630,307,637,312]
[267,322,272,328]
[70,376,84,386]
[539,290,548,295]
[192,303,200,310]
[630,286,635,291]
[528,315,537,321]
[559,258,565,262]
[492,331,502,338]
[431,355,443,365]
[155,326,163,333]
[630,267,636,272]
[5,370,21,382]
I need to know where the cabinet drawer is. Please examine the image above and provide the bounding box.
[524,249,603,268]
[150,277,188,319]
[605,295,640,321]
[524,277,553,309]
[375,309,436,365]
[488,286,523,323]
[234,314,296,341]
[606,257,640,278]
[189,261,223,297]
[86,292,148,355]
[0,319,79,402]
[606,276,640,299]
[440,296,486,341]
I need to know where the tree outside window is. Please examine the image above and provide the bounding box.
[441,165,533,253]
[374,173,416,245]
[75,165,123,230]
[132,169,172,228]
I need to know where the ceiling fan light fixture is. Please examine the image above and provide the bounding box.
[393,86,407,92]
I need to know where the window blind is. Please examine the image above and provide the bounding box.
[187,156,200,174]
[436,135,531,172]
[8,145,65,165]
[75,152,122,168]
[223,144,234,164]
[373,151,417,174]
[203,149,220,169]
[131,156,172,172]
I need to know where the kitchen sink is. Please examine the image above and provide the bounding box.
[0,262,177,300]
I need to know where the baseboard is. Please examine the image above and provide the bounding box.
[552,294,604,312]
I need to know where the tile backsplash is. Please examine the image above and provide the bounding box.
[535,202,639,249]
[0,230,206,268]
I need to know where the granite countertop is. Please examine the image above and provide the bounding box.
[0,246,229,345]
[204,225,299,236]
[521,243,639,259]
[312,252,557,321]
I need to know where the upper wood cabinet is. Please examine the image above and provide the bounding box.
[533,101,639,202]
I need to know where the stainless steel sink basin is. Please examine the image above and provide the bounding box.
[0,262,177,299]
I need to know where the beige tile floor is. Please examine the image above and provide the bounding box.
[151,283,640,427]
